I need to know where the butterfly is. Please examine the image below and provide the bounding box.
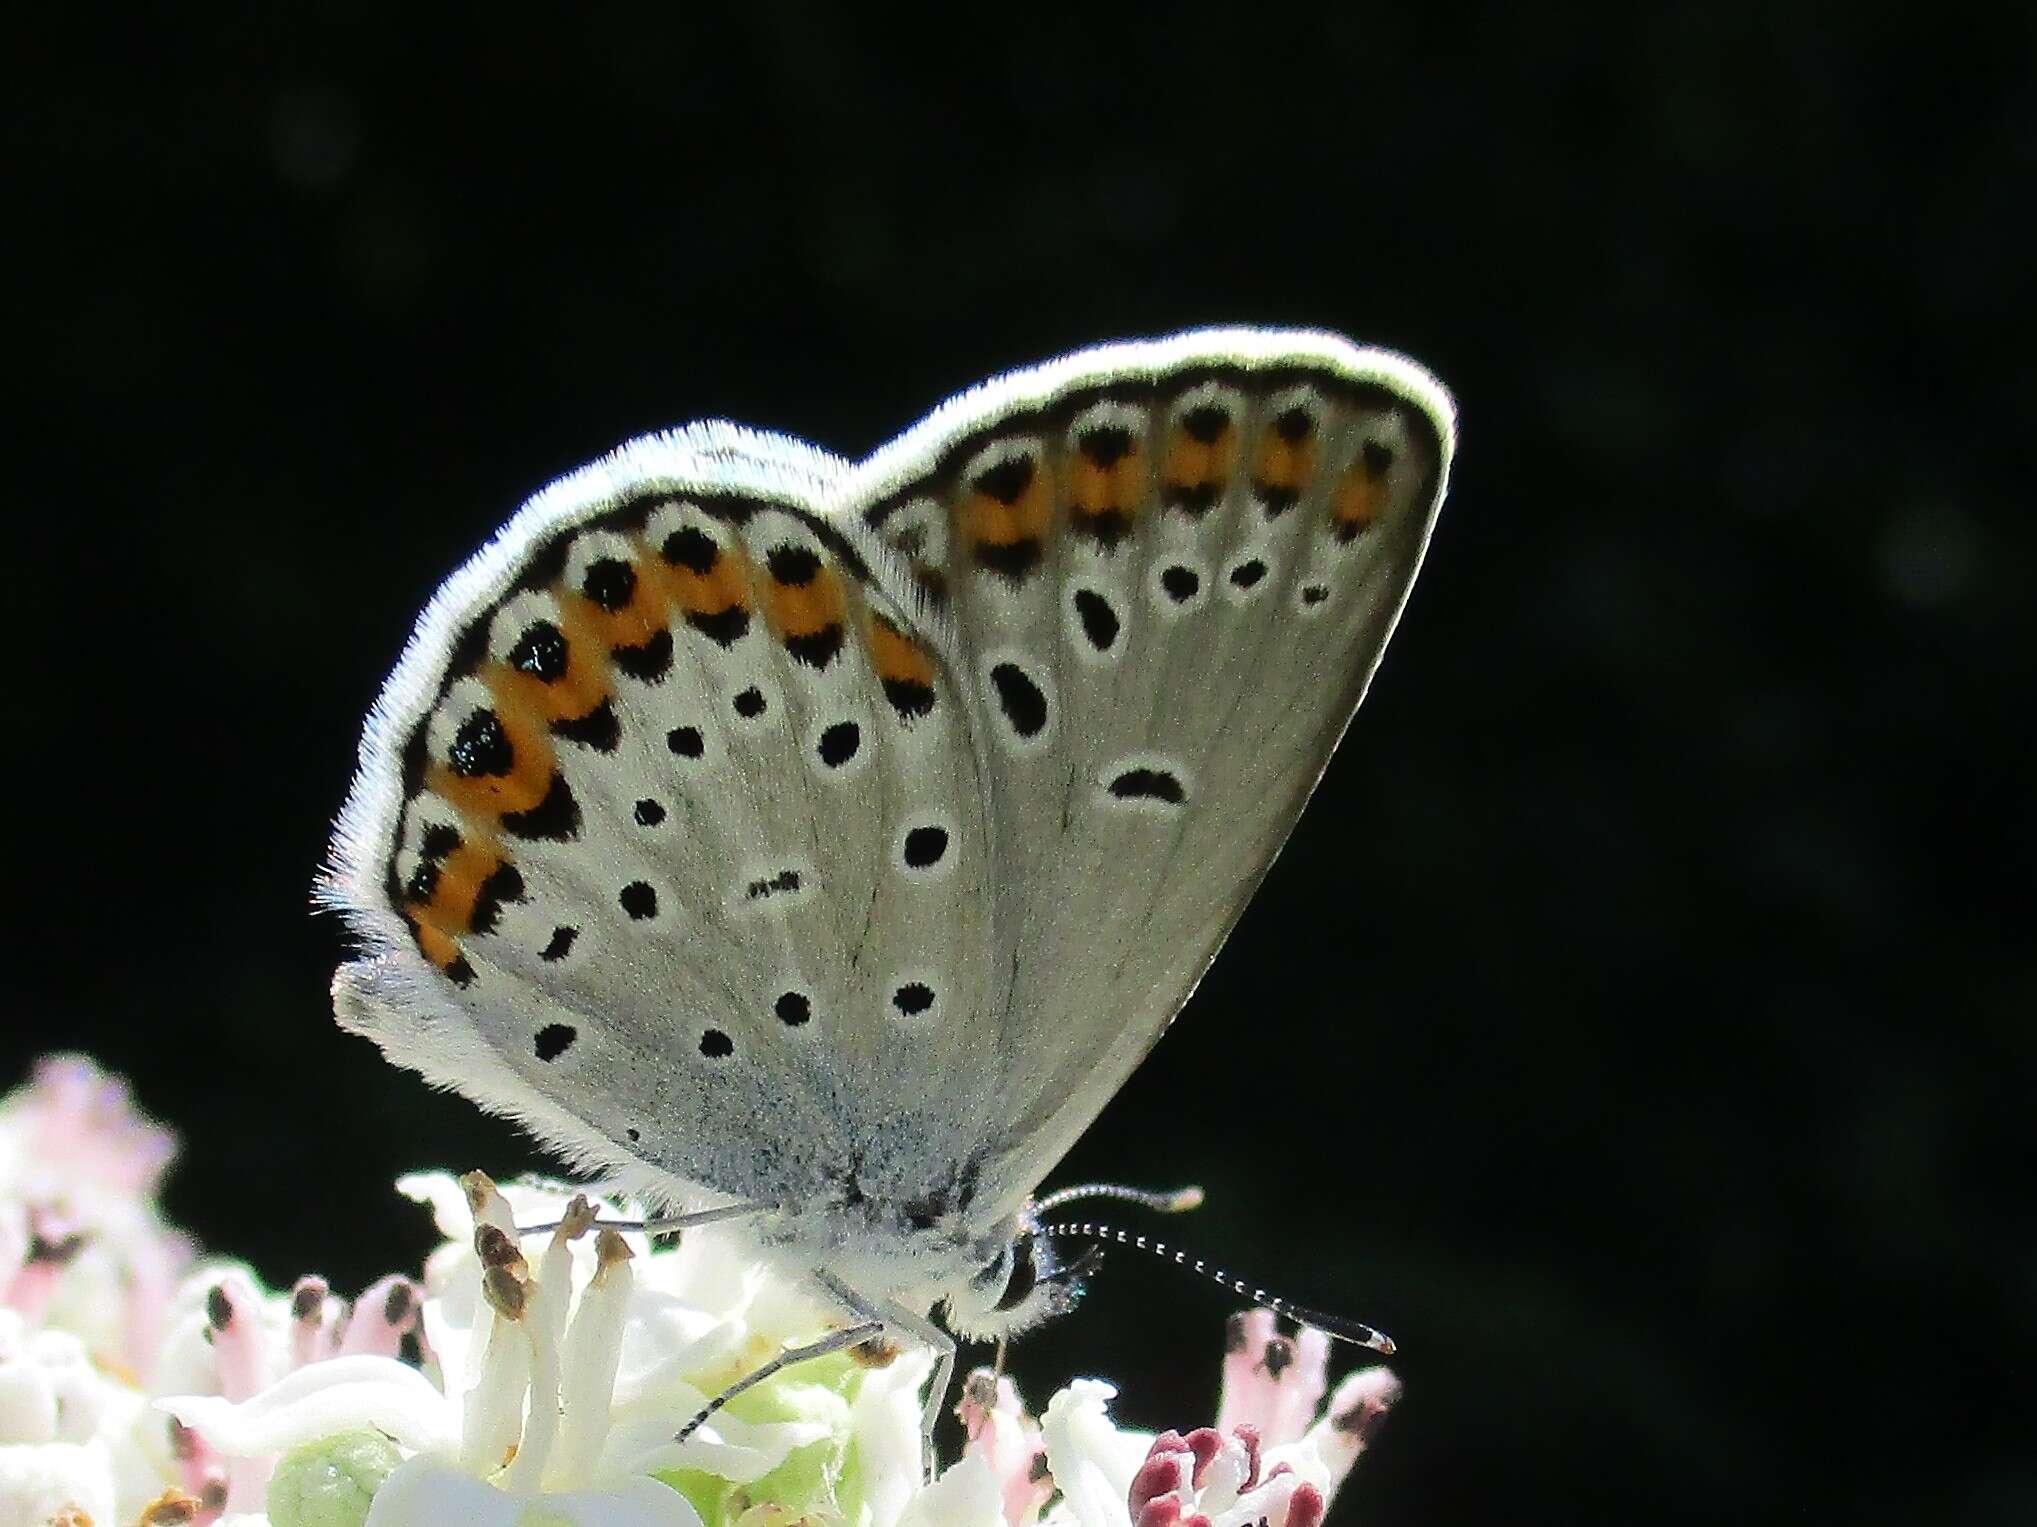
[322,327,1454,1451]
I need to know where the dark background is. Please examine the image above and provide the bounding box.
[9,5,2031,1523]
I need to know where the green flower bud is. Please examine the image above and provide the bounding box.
[267,1426,404,1527]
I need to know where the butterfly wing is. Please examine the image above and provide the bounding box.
[325,423,1008,1213]
[841,330,1454,1220]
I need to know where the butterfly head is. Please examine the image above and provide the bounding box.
[939,1211,1100,1341]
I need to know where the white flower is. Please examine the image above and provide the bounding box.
[162,1171,932,1527]
[0,1308,171,1527]
[3,1055,1406,1527]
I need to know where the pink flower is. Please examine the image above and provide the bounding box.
[957,1309,1399,1527]
[959,1368,1053,1527]
[0,1053,190,1379]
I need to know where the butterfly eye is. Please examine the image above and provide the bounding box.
[992,1232,1040,1314]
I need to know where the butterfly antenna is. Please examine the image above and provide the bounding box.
[1040,1219,1394,1354]
[1033,1182,1205,1216]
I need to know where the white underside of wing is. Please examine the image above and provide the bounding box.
[325,330,1454,1273]
[840,327,1456,1220]
[325,422,1007,1215]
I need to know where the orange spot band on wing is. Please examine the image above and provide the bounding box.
[1162,427,1234,497]
[1253,429,1317,493]
[408,842,505,936]
[503,609,611,725]
[766,566,846,637]
[428,685,556,818]
[1334,462,1389,531]
[565,548,668,649]
[1069,447,1144,518]
[660,542,750,621]
[414,921,462,970]
[868,613,935,688]
[962,468,1053,549]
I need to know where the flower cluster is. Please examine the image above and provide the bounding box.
[1,1057,1399,1527]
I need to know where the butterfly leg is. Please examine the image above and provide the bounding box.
[520,1201,770,1236]
[675,1312,886,1445]
[814,1271,954,1481]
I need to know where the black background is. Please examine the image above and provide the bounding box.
[9,6,2032,1524]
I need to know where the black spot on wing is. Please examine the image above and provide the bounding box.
[892,981,935,1016]
[818,721,861,768]
[534,1023,576,1061]
[973,455,1035,504]
[903,825,948,868]
[973,538,1043,579]
[1160,565,1200,603]
[1073,589,1119,650]
[766,544,822,585]
[1077,425,1135,467]
[509,621,570,682]
[1071,508,1134,547]
[449,710,514,777]
[540,926,578,962]
[1181,404,1230,443]
[469,863,526,934]
[405,858,440,902]
[745,869,802,901]
[883,677,937,718]
[989,663,1048,738]
[775,991,811,1026]
[612,627,673,682]
[1274,405,1315,443]
[582,557,637,611]
[400,727,430,800]
[699,1029,733,1058]
[550,698,619,752]
[619,881,658,920]
[666,726,704,759]
[1108,768,1186,805]
[502,773,581,840]
[686,606,750,645]
[633,798,665,826]
[785,625,846,668]
[661,525,719,573]
[733,686,766,718]
[1229,559,1267,589]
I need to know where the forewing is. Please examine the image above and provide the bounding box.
[325,424,1002,1211]
[844,330,1455,1218]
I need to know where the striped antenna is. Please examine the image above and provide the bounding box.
[1033,1181,1206,1216]
[1040,1219,1395,1354]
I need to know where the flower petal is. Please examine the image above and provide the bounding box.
[0,1438,117,1527]
[1263,1366,1401,1508]
[363,1455,703,1527]
[897,1453,1005,1527]
[159,1354,457,1458]
[1040,1382,1149,1527]
[619,1407,834,1485]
